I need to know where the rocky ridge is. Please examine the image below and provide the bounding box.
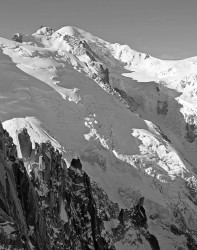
[0,123,164,250]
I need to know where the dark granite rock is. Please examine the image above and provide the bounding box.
[12,33,23,43]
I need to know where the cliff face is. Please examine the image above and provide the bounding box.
[25,139,114,250]
[0,125,115,249]
[0,124,51,250]
[0,125,163,250]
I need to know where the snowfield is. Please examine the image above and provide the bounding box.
[0,26,197,249]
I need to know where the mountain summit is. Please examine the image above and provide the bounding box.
[0,26,197,249]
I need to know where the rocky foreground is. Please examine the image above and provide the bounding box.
[0,123,164,250]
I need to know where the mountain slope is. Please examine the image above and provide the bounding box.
[0,26,197,249]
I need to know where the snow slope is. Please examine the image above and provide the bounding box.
[0,26,197,249]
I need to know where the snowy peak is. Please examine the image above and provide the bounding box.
[53,26,107,43]
[34,26,54,36]
[33,25,106,46]
[1,25,197,249]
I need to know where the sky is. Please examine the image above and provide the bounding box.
[0,0,197,59]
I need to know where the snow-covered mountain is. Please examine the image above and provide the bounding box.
[0,26,197,250]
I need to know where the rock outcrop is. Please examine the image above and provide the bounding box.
[0,124,51,249]
[0,126,115,249]
[0,125,163,250]
[12,33,23,43]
